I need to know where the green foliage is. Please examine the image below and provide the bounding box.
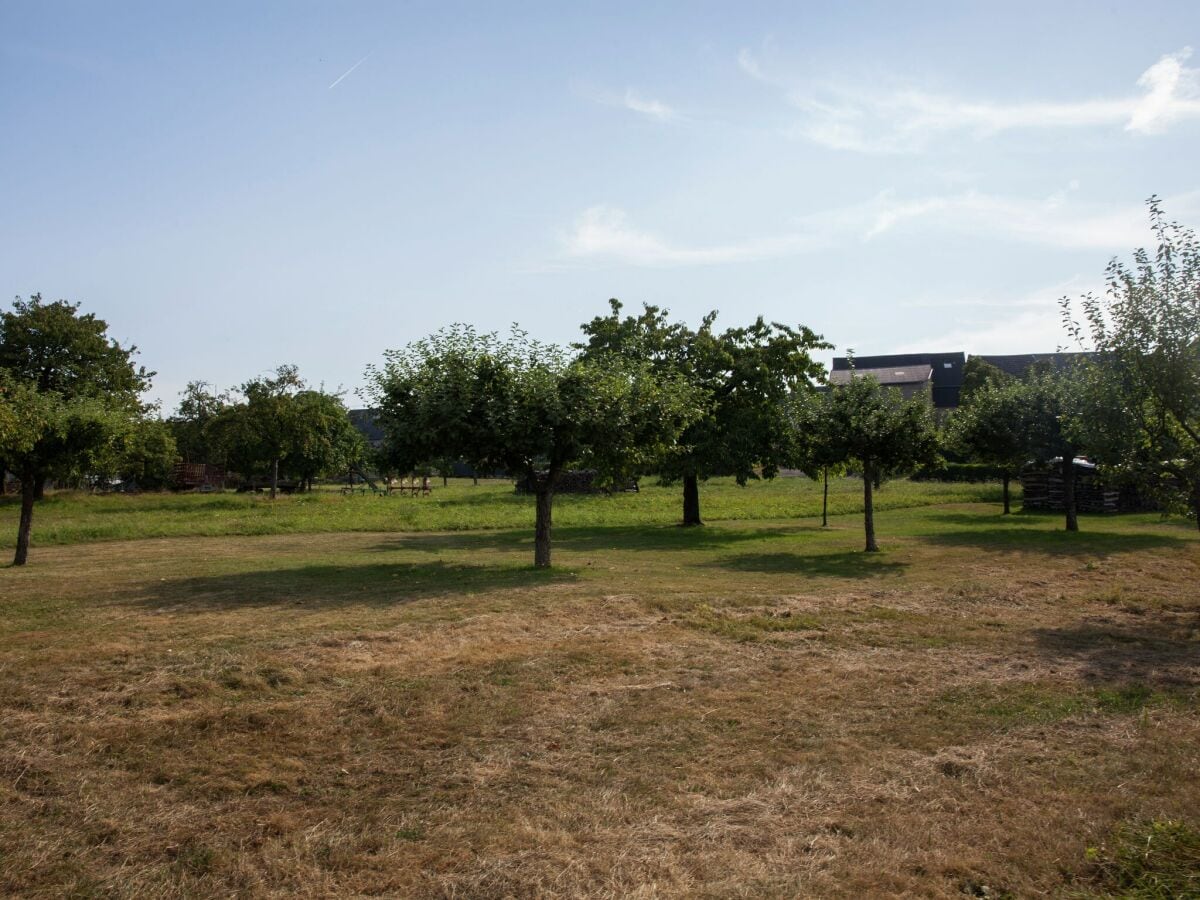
[90,414,179,490]
[0,373,48,460]
[168,381,231,464]
[910,461,1013,482]
[1063,197,1200,526]
[289,390,366,485]
[577,300,829,485]
[1021,365,1089,464]
[366,325,702,565]
[0,295,152,562]
[947,380,1028,472]
[206,366,359,491]
[959,356,1012,404]
[0,294,151,403]
[369,325,701,485]
[791,374,939,550]
[575,299,828,528]
[811,376,940,483]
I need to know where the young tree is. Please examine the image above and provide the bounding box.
[367,326,700,567]
[1021,366,1088,532]
[90,413,179,490]
[1063,197,1200,528]
[959,356,1012,404]
[577,299,828,526]
[0,295,151,565]
[168,381,231,464]
[946,380,1029,514]
[208,366,305,499]
[786,390,847,527]
[289,389,366,491]
[815,376,939,552]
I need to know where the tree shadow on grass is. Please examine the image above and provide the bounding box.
[1033,618,1200,688]
[366,523,816,557]
[703,550,908,579]
[130,560,576,614]
[922,524,1186,556]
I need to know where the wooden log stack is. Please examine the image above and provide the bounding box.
[1020,463,1120,513]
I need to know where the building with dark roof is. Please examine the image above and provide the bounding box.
[830,352,965,409]
[976,352,1092,378]
[827,364,933,402]
[348,408,385,447]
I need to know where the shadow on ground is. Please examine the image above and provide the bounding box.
[130,561,575,613]
[703,550,908,579]
[367,523,818,557]
[922,519,1187,556]
[1033,617,1200,687]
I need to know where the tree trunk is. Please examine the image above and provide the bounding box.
[473,474,479,486]
[13,476,36,566]
[442,474,448,488]
[863,462,878,552]
[822,467,829,527]
[534,486,554,568]
[1191,486,1200,533]
[682,473,702,526]
[1061,455,1078,532]
[34,474,46,501]
[270,458,279,500]
[1002,473,1011,515]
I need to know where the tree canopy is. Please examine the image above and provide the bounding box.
[795,375,938,551]
[367,325,701,566]
[946,379,1029,514]
[576,299,828,525]
[1063,197,1200,528]
[0,295,151,565]
[205,366,358,497]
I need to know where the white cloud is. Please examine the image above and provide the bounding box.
[863,189,1167,249]
[585,85,681,122]
[556,190,1200,269]
[890,276,1100,355]
[561,205,829,267]
[621,89,678,122]
[740,47,1200,152]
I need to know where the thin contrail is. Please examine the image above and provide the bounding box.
[328,53,371,90]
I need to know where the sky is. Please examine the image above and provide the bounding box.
[3,1,1200,410]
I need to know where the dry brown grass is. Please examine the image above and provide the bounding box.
[1,505,1197,897]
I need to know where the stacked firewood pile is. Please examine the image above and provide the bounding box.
[1020,461,1120,513]
[172,462,226,491]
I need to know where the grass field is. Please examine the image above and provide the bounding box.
[0,475,1009,549]
[1,483,1198,897]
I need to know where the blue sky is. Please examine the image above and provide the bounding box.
[3,1,1200,409]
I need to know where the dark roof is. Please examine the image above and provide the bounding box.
[976,353,1093,377]
[828,365,933,386]
[348,408,385,445]
[831,352,965,408]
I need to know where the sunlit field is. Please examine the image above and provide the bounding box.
[0,475,1009,549]
[2,482,1197,897]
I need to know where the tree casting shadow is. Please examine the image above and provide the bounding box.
[1033,617,1200,687]
[923,524,1185,556]
[366,523,818,557]
[130,560,575,614]
[704,550,908,578]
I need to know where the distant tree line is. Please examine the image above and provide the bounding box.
[4,198,1198,566]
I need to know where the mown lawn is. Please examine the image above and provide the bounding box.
[1,498,1197,897]
[0,475,1011,549]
